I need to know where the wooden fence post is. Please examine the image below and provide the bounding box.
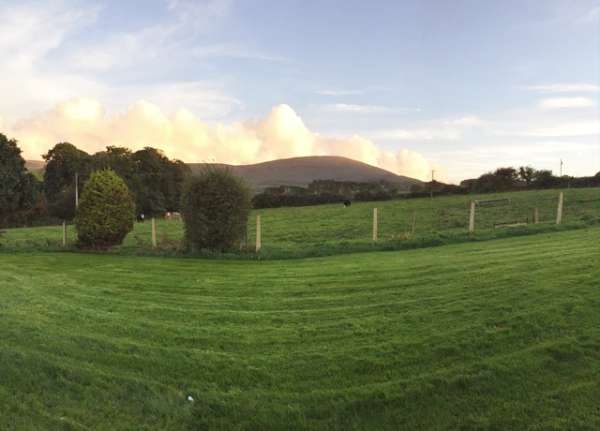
[372,208,378,242]
[411,212,417,235]
[256,215,262,252]
[534,208,539,224]
[151,217,157,248]
[469,201,476,233]
[62,221,67,247]
[556,192,564,225]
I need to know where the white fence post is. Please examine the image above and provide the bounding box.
[556,192,564,225]
[151,217,157,248]
[256,215,262,252]
[469,201,476,233]
[372,208,378,242]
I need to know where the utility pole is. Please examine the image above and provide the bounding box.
[75,172,79,208]
[430,170,435,199]
[560,159,563,177]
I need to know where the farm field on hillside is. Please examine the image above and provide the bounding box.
[1,227,600,430]
[3,187,600,257]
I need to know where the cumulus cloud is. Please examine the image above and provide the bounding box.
[6,99,444,182]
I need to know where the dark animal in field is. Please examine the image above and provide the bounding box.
[343,200,352,207]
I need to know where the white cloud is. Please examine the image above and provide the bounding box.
[317,89,365,97]
[539,97,596,109]
[494,120,600,138]
[191,43,291,62]
[322,104,420,114]
[366,115,483,142]
[370,128,461,141]
[444,115,484,127]
[581,5,600,23]
[166,0,232,24]
[322,104,394,114]
[0,1,102,120]
[129,82,241,118]
[7,101,444,182]
[68,26,172,72]
[523,121,600,137]
[0,1,242,124]
[65,0,240,73]
[526,83,600,93]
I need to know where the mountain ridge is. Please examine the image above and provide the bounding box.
[188,156,422,191]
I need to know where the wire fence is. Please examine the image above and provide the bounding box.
[2,189,600,256]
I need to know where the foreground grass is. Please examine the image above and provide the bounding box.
[3,187,600,258]
[1,227,600,430]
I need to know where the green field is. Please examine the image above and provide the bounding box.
[1,227,600,430]
[3,187,600,258]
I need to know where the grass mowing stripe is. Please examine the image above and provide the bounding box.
[1,227,599,429]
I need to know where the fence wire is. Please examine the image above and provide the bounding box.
[2,189,599,254]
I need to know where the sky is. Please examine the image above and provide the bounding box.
[1,0,600,183]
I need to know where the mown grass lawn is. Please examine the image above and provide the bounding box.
[1,227,599,430]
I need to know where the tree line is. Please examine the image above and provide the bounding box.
[1,134,190,228]
[459,166,600,193]
[253,167,600,208]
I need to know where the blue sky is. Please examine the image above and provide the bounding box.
[1,0,599,182]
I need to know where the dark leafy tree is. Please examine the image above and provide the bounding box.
[492,167,519,191]
[518,166,536,185]
[92,146,137,185]
[131,147,190,215]
[43,142,92,219]
[75,170,135,249]
[181,167,251,251]
[164,160,191,211]
[532,170,559,188]
[0,134,42,227]
[131,147,169,216]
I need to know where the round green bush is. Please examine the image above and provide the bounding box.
[75,170,135,249]
[181,167,251,252]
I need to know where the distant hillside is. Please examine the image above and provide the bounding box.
[189,156,422,191]
[25,160,45,179]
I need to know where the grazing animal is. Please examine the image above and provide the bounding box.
[343,200,352,207]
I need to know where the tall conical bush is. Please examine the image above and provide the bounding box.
[75,170,135,249]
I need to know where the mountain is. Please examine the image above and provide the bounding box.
[189,156,422,191]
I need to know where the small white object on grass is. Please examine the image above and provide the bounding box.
[187,395,194,402]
